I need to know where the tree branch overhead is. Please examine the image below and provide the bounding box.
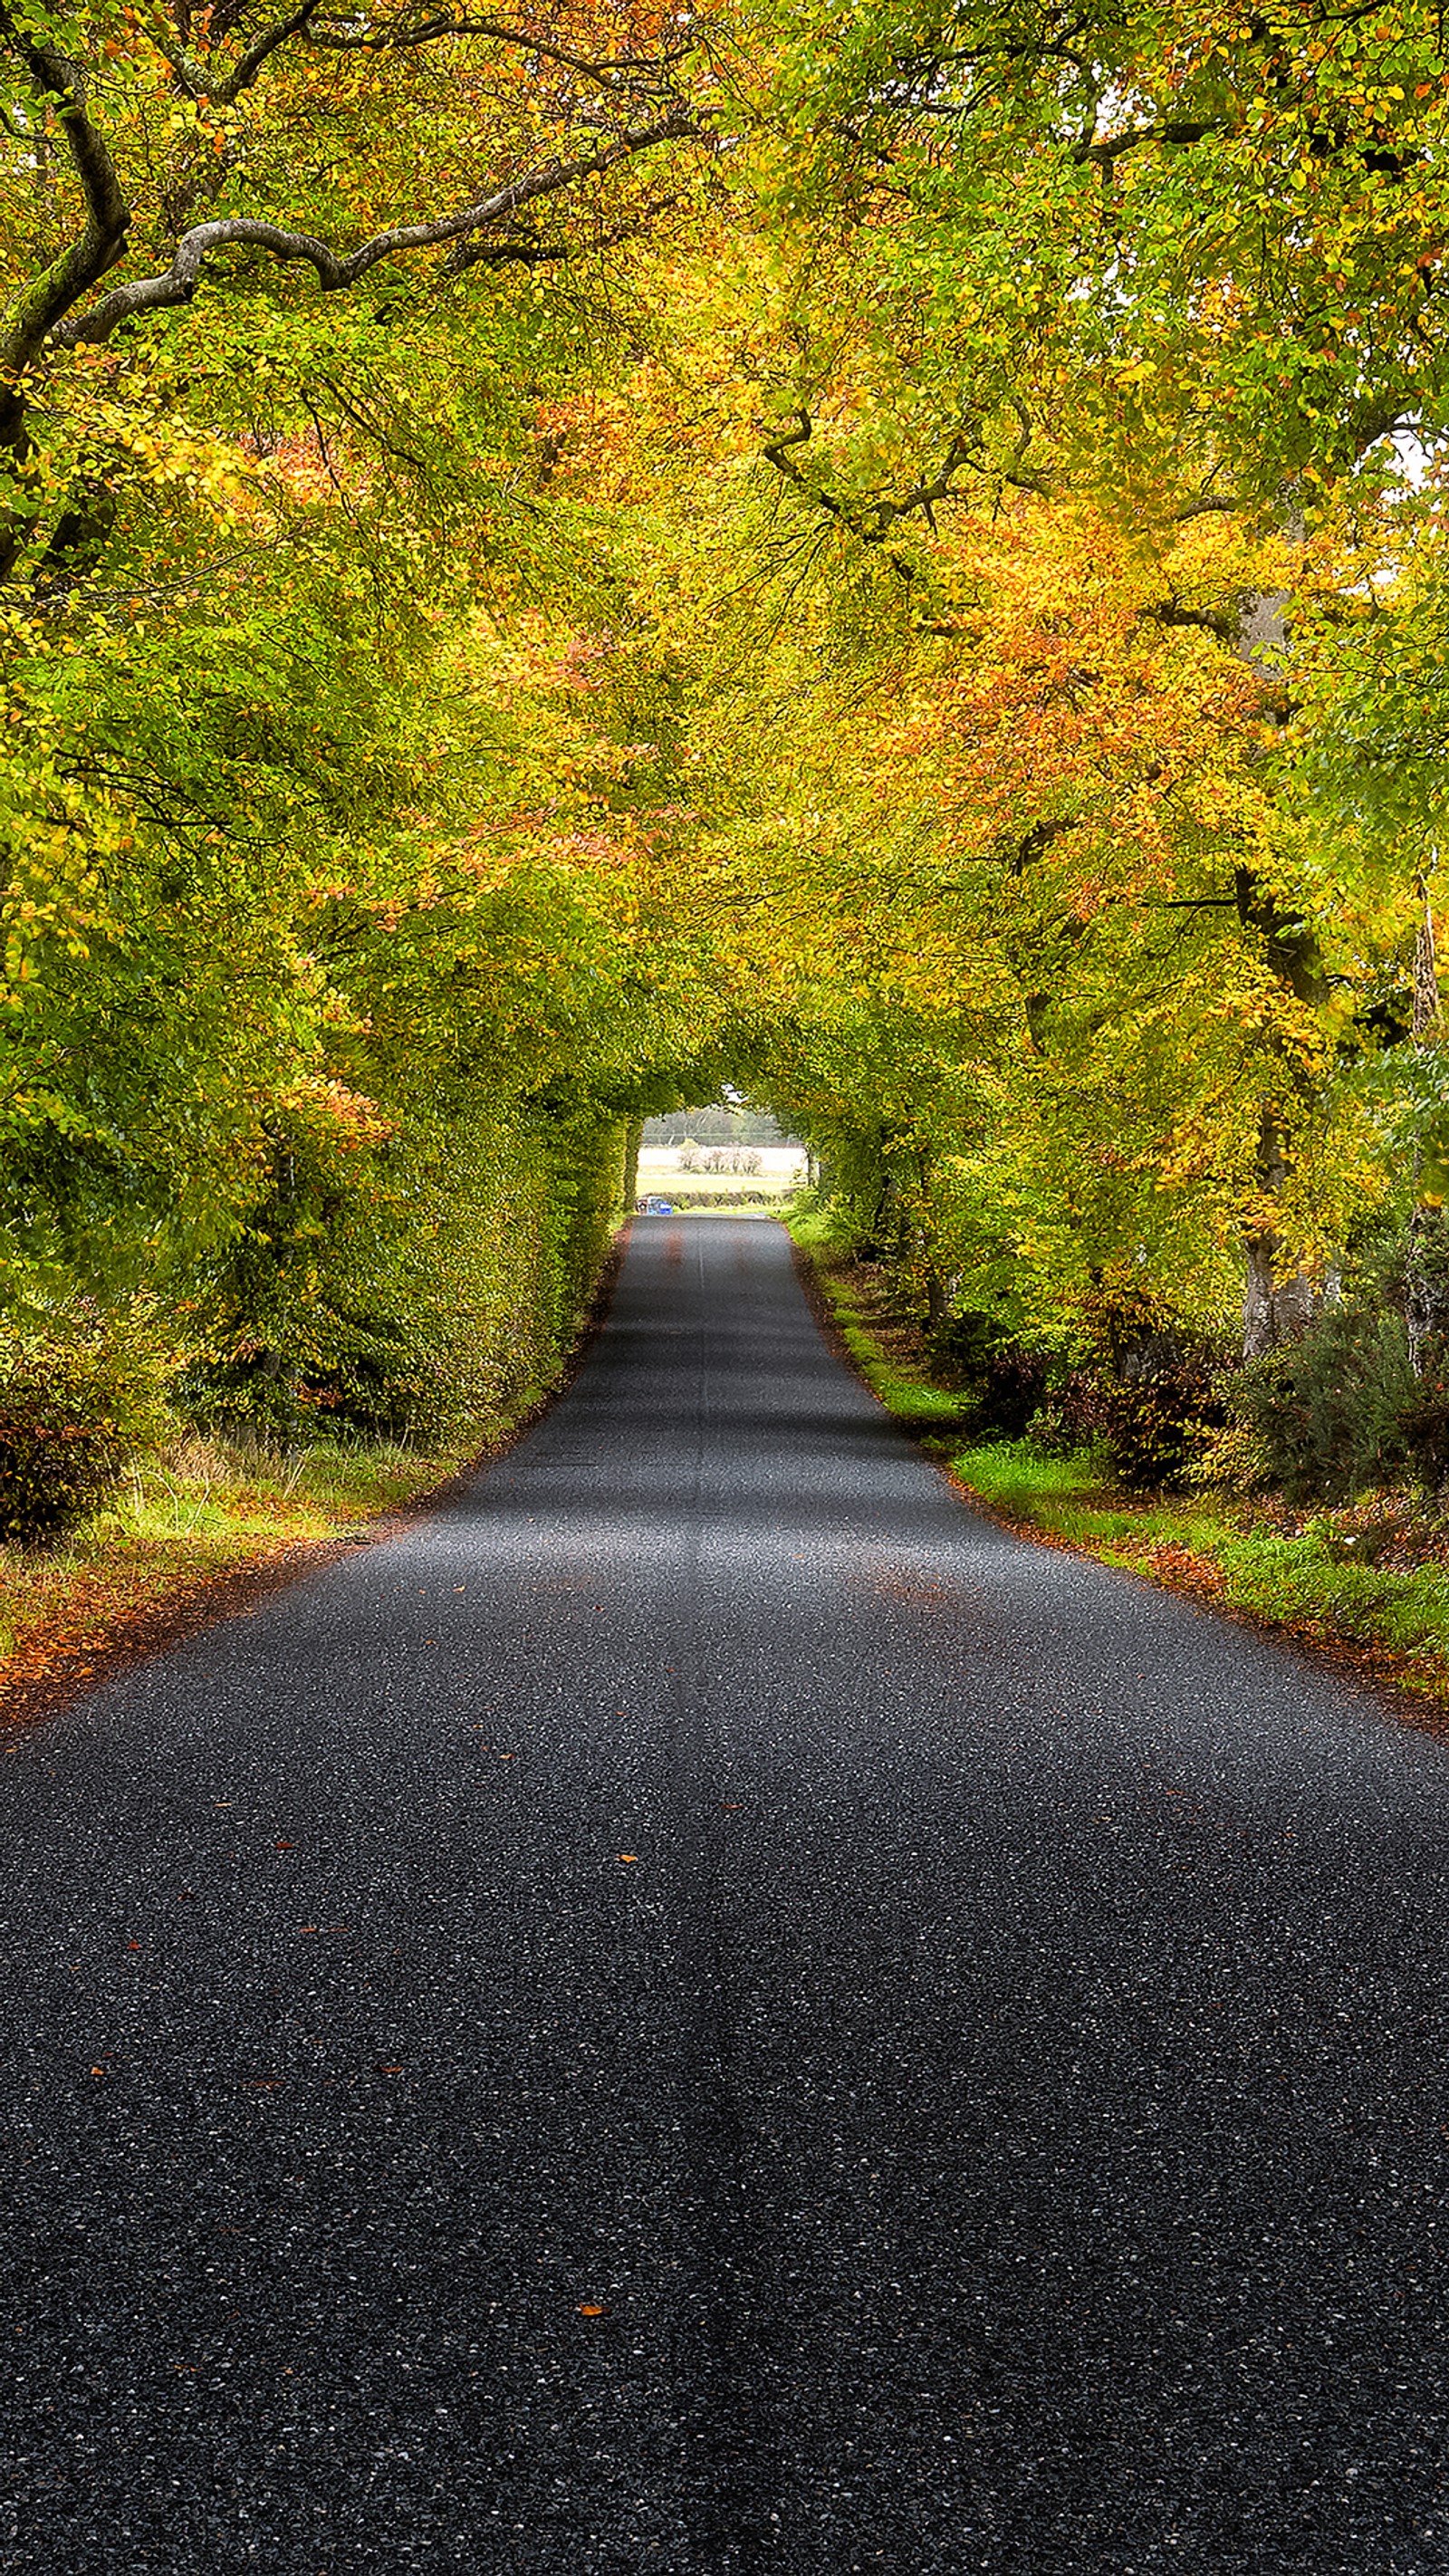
[50,110,701,349]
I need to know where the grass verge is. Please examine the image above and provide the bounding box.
[795,1233,1449,1707]
[0,1431,481,1711]
[0,1231,632,1716]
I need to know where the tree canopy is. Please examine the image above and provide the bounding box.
[3,0,1448,1451]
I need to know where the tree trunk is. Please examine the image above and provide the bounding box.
[1406,876,1446,1377]
[252,1131,301,1441]
[1233,857,1326,1362]
[1242,1105,1315,1360]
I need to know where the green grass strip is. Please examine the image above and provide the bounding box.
[803,1246,1449,1702]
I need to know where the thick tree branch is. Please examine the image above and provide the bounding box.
[156,0,323,106]
[1143,595,1239,645]
[0,10,130,387]
[1172,491,1244,521]
[761,406,980,555]
[1075,117,1226,168]
[158,3,690,99]
[1009,817,1079,876]
[0,9,131,580]
[302,10,692,80]
[49,109,697,348]
[1348,398,1423,457]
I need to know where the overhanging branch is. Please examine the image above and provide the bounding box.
[49,109,698,349]
[157,0,323,105]
[303,9,693,80]
[0,6,130,384]
[158,4,693,100]
[760,405,985,568]
[1075,116,1226,168]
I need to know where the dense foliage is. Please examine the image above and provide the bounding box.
[5,0,1449,1522]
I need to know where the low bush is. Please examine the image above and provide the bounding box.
[784,1187,860,1255]
[1058,1360,1224,1489]
[0,1312,168,1542]
[1226,1306,1424,1503]
[1034,1283,1226,1490]
[930,1312,1049,1438]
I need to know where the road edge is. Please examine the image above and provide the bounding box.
[0,1221,634,1733]
[787,1230,1449,1745]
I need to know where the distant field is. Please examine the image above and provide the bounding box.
[636,1144,806,1205]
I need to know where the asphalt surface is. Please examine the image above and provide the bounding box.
[4,1214,1449,2573]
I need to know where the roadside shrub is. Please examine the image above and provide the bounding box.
[1227,1306,1419,1503]
[1036,1285,1225,1488]
[183,1105,628,1449]
[1059,1358,1223,1490]
[931,1311,1049,1437]
[1186,1414,1275,1495]
[640,1183,769,1210]
[1060,1283,1230,1494]
[786,1187,867,1256]
[1397,1334,1449,1487]
[0,1313,168,1541]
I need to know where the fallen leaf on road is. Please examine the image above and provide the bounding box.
[618,1852,638,1863]
[578,2303,606,2317]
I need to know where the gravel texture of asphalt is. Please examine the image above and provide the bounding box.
[3,1212,1449,2574]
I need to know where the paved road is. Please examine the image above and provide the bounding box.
[4,1216,1449,2573]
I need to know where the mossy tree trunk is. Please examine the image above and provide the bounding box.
[1406,877,1447,1379]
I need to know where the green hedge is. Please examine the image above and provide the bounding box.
[2,1104,630,1538]
[184,1102,629,1446]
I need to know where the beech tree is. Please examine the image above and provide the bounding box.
[0,0,723,1435]
[4,0,1447,1482]
[0,0,709,589]
[745,0,1449,517]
